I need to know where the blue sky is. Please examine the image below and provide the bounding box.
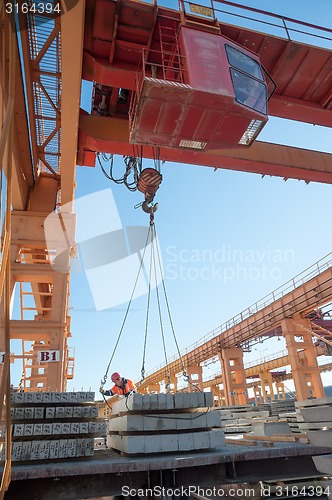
[11,0,332,394]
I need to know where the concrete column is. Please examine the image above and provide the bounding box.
[147,383,160,394]
[169,374,178,392]
[275,381,286,400]
[253,384,263,406]
[281,316,325,401]
[186,364,203,392]
[219,347,249,406]
[259,370,274,402]
[210,383,222,406]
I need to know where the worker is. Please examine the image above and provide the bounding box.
[101,372,135,397]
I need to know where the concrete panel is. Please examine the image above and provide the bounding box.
[251,421,292,436]
[313,454,332,475]
[193,431,210,450]
[204,392,213,407]
[301,407,332,423]
[161,434,178,452]
[21,441,31,460]
[210,429,225,448]
[296,397,332,408]
[157,393,167,410]
[49,440,60,459]
[307,430,332,447]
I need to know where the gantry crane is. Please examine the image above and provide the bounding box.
[0,0,332,414]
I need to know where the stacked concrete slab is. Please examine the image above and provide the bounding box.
[107,392,224,455]
[1,391,107,462]
[270,399,296,417]
[296,397,332,476]
[212,405,270,434]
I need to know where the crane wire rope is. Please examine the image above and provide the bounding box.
[100,223,153,392]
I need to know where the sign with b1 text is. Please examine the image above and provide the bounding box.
[37,350,60,363]
[0,352,5,364]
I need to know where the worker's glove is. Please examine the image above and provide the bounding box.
[99,387,105,395]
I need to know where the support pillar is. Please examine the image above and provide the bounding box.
[219,347,249,406]
[169,374,177,392]
[186,364,203,392]
[253,384,263,406]
[146,383,160,394]
[259,370,274,402]
[275,381,286,400]
[281,316,325,401]
[210,383,222,406]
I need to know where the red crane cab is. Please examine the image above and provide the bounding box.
[129,26,273,151]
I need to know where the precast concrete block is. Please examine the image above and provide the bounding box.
[161,434,178,452]
[112,393,142,414]
[55,407,65,418]
[59,440,68,459]
[43,424,52,436]
[87,392,95,402]
[52,423,62,435]
[73,406,82,418]
[34,392,43,403]
[313,454,332,475]
[142,394,151,411]
[295,397,332,408]
[49,440,60,459]
[158,393,167,410]
[251,421,292,436]
[78,392,87,403]
[76,439,85,457]
[21,441,31,461]
[146,415,176,431]
[12,442,22,462]
[14,393,24,404]
[51,392,61,403]
[45,407,55,419]
[166,393,174,410]
[89,422,97,433]
[150,394,159,410]
[176,413,193,430]
[30,441,41,460]
[91,407,99,418]
[64,407,73,418]
[13,424,24,437]
[108,434,142,454]
[67,439,77,458]
[24,424,34,437]
[193,431,210,450]
[209,429,225,448]
[80,422,89,433]
[71,423,81,434]
[42,392,52,403]
[206,411,222,428]
[61,423,71,434]
[60,392,70,403]
[33,423,43,436]
[34,407,44,419]
[24,392,34,403]
[178,432,195,451]
[146,434,162,453]
[38,441,50,460]
[204,392,213,408]
[196,392,205,408]
[307,430,332,447]
[69,392,78,403]
[24,407,34,419]
[82,406,91,418]
[301,407,332,423]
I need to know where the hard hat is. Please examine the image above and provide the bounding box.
[111,372,121,383]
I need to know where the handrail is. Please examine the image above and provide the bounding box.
[179,0,332,47]
[144,252,332,378]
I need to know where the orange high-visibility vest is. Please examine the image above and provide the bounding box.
[112,378,135,396]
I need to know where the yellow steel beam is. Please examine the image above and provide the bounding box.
[60,0,86,209]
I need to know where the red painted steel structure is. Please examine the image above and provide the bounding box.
[78,0,332,183]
